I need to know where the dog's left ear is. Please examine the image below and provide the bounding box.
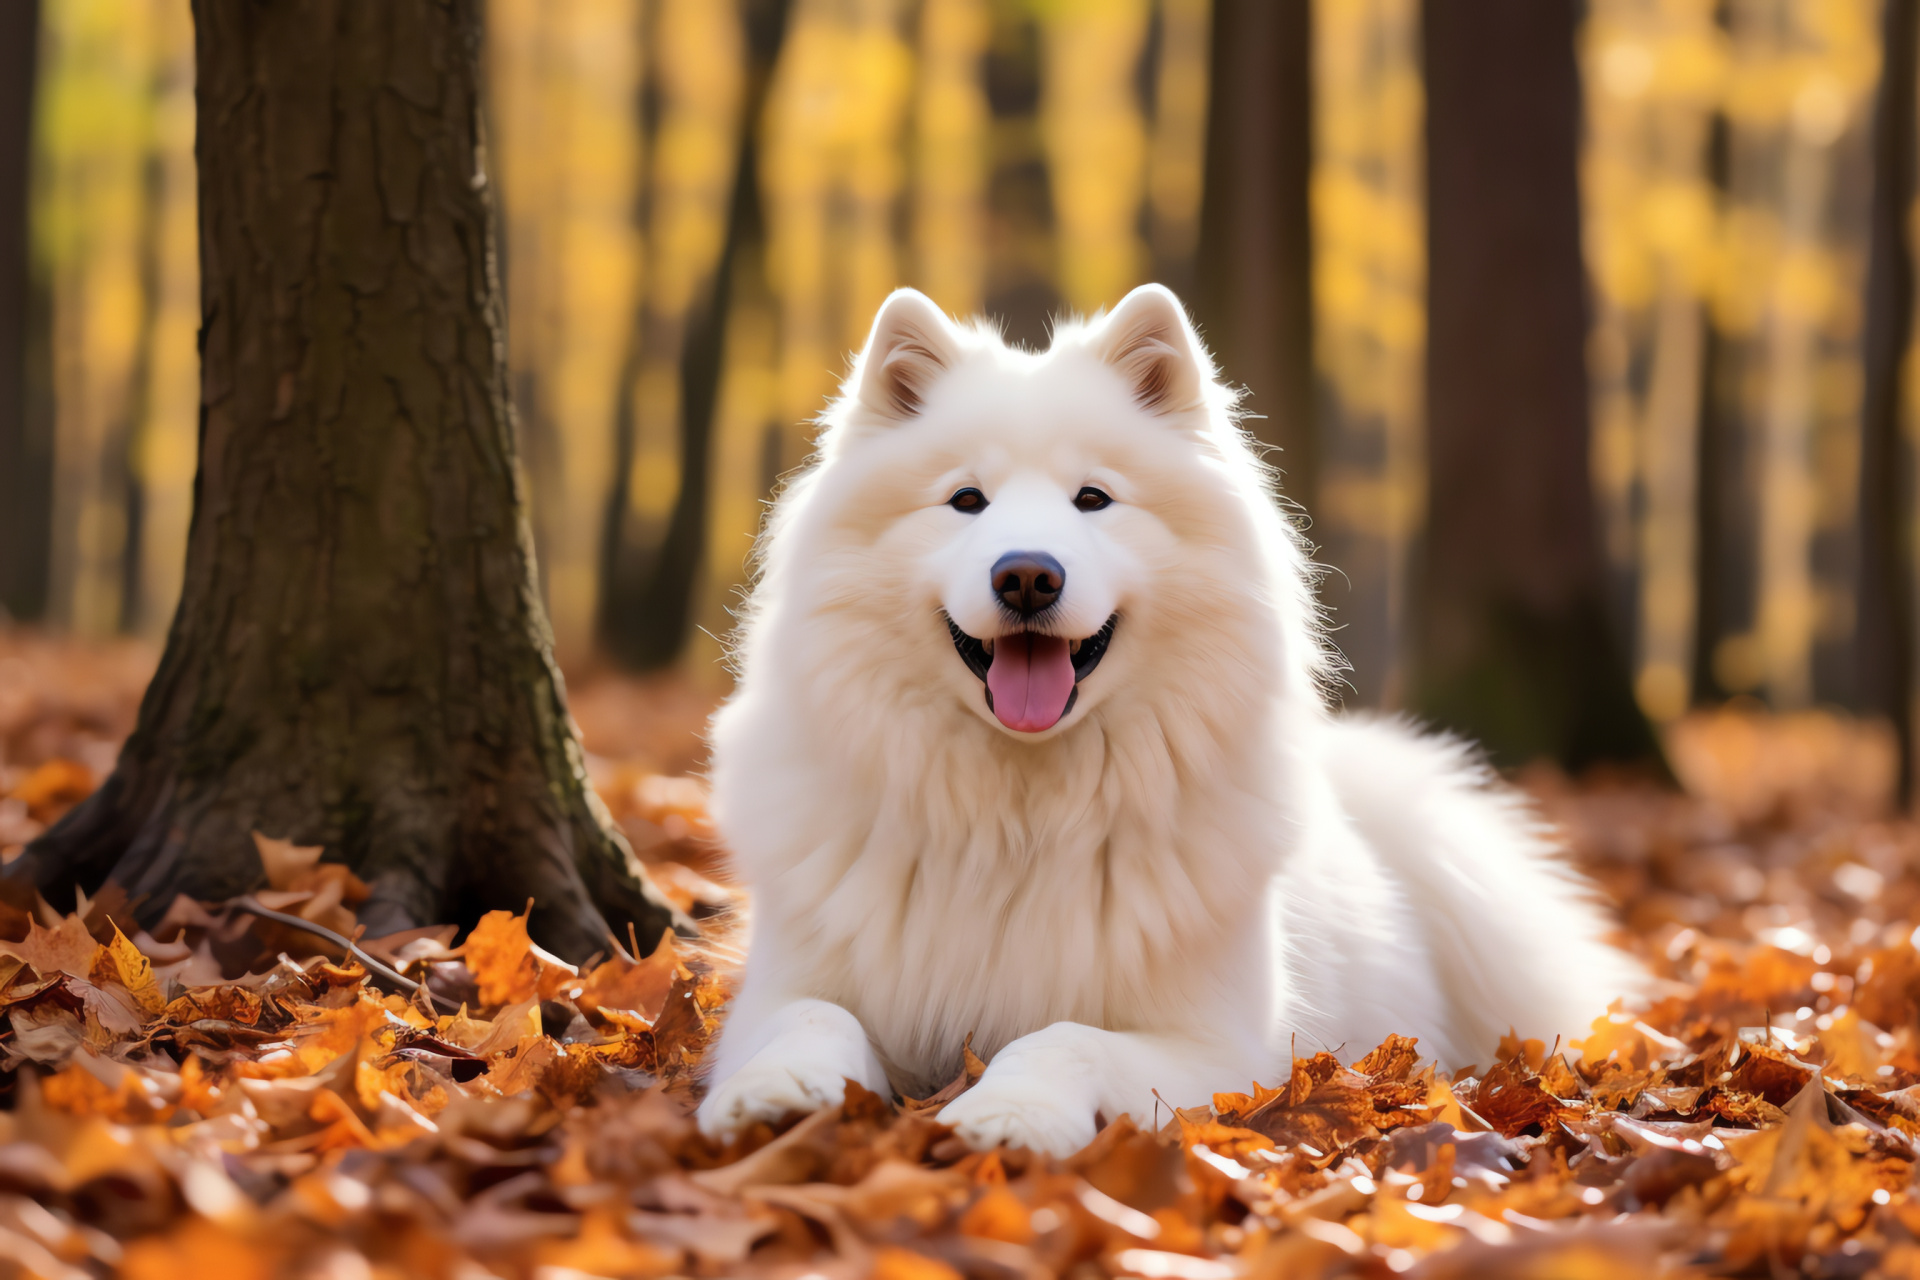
[1097,284,1209,417]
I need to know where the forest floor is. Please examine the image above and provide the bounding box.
[4,629,1920,1278]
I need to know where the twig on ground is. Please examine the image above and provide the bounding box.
[226,895,462,1013]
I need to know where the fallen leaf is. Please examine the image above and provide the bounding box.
[250,831,325,891]
[461,908,577,1007]
[576,927,680,1023]
[1243,1055,1381,1155]
[0,913,101,979]
[92,921,164,1016]
[9,758,95,823]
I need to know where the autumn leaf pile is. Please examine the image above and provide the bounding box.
[12,637,1920,1276]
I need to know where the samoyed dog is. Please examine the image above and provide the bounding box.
[695,284,1638,1156]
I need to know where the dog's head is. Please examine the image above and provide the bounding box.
[754,284,1322,743]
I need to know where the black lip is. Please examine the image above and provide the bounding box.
[944,613,1118,719]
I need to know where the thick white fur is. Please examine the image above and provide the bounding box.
[695,284,1640,1156]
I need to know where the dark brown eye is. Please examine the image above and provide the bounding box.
[949,487,987,513]
[1074,486,1113,512]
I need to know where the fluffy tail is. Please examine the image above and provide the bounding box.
[1321,715,1644,1066]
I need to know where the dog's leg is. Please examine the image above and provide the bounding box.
[938,1021,1230,1157]
[695,998,892,1139]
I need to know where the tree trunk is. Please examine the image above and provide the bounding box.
[598,0,790,669]
[1417,0,1663,770]
[1859,0,1917,798]
[1193,0,1313,501]
[4,0,685,962]
[0,0,51,625]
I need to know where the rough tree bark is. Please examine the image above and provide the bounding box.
[1418,0,1664,769]
[4,0,685,961]
[0,0,52,624]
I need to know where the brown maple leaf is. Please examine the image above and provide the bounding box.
[576,927,681,1024]
[0,913,101,979]
[1243,1053,1381,1156]
[651,964,727,1084]
[1461,1056,1577,1138]
[1354,1033,1423,1081]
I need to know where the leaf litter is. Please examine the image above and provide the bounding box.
[6,637,1920,1275]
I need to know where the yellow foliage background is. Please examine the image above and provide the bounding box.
[20,0,1904,721]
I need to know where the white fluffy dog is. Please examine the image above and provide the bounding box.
[694,284,1638,1156]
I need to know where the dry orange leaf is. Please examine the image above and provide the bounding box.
[308,1088,380,1151]
[288,995,395,1075]
[576,926,681,1023]
[462,908,540,1006]
[535,1205,682,1277]
[958,1185,1034,1243]
[462,907,578,1007]
[872,1245,966,1280]
[8,757,96,822]
[118,1217,278,1280]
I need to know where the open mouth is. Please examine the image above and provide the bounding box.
[945,614,1117,733]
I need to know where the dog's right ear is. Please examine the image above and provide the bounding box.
[852,289,959,422]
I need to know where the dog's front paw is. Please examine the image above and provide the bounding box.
[696,998,891,1141]
[939,1075,1100,1158]
[697,1054,860,1139]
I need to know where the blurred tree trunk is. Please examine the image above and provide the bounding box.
[5,0,685,961]
[1861,0,1917,798]
[1418,0,1663,770]
[0,0,51,624]
[599,0,791,669]
[118,106,169,635]
[1193,0,1314,507]
[1690,107,1740,707]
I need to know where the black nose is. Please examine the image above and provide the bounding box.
[992,551,1066,617]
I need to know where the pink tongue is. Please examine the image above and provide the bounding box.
[986,633,1076,732]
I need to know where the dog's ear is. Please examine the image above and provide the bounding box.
[853,289,960,422]
[1097,284,1208,417]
